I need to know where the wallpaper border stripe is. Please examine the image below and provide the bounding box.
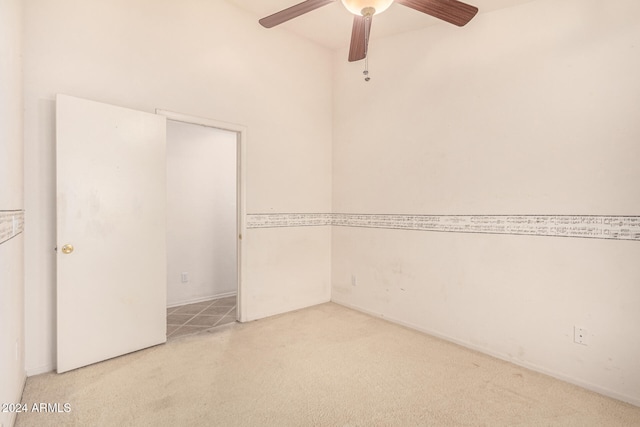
[0,210,25,245]
[247,213,640,242]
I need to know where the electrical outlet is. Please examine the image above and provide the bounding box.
[181,272,189,283]
[574,326,588,345]
[351,275,357,286]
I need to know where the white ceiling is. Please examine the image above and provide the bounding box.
[228,0,536,50]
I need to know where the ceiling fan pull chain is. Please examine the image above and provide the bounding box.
[364,59,370,82]
[363,13,371,82]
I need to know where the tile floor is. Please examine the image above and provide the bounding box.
[167,295,237,339]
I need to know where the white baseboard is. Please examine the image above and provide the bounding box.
[244,297,332,323]
[331,298,640,408]
[25,363,55,377]
[167,291,237,309]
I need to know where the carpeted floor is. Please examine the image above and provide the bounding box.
[16,303,640,426]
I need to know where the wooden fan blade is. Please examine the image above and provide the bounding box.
[348,14,373,62]
[259,0,335,28]
[395,0,478,27]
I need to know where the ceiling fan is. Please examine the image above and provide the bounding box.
[259,0,479,62]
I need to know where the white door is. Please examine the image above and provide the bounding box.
[56,94,167,373]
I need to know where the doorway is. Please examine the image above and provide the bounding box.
[158,111,246,338]
[56,96,247,372]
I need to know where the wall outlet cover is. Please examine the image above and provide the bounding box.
[574,326,588,345]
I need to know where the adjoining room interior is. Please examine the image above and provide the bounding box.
[2,0,640,426]
[166,296,237,339]
[165,119,239,339]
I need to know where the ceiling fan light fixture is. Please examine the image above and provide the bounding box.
[341,0,394,16]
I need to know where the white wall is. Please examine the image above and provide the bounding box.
[332,0,640,405]
[23,0,333,374]
[0,0,26,424]
[167,120,237,306]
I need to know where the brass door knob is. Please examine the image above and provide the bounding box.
[62,244,74,254]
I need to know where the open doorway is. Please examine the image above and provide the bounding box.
[158,111,246,339]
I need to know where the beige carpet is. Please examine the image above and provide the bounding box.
[16,303,640,426]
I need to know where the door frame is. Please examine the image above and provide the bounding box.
[157,110,247,322]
